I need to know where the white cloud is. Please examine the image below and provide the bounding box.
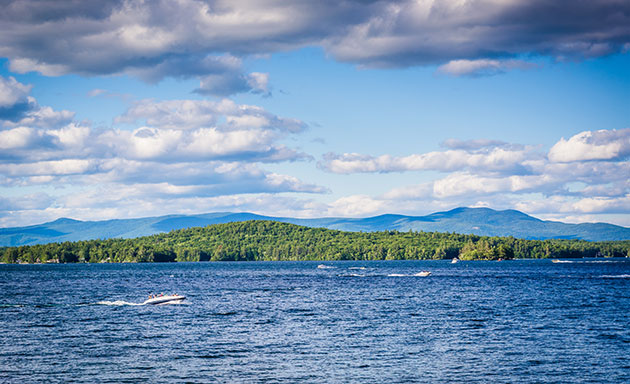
[572,195,630,214]
[3,95,313,165]
[316,127,630,223]
[0,77,325,224]
[432,173,512,198]
[515,194,630,216]
[437,59,537,77]
[0,76,31,107]
[0,159,97,177]
[106,99,310,163]
[548,128,630,162]
[320,145,536,174]
[117,98,305,132]
[247,72,270,95]
[326,195,386,217]
[0,127,39,150]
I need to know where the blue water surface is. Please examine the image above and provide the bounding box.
[1,259,629,383]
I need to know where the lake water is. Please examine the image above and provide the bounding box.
[1,259,629,383]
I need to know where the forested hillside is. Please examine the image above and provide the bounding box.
[1,220,629,264]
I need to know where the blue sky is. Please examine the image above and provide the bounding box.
[0,0,629,227]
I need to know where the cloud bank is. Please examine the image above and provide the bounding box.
[318,129,630,220]
[0,0,628,81]
[0,76,325,225]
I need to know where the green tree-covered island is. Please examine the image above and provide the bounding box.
[2,221,629,264]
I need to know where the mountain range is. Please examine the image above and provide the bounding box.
[1,207,629,247]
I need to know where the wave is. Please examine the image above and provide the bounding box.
[348,267,366,270]
[600,274,630,279]
[317,264,336,269]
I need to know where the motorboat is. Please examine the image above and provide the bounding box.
[451,257,460,264]
[414,271,431,277]
[143,294,186,305]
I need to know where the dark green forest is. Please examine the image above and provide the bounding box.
[1,220,629,264]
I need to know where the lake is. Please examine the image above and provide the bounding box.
[1,259,629,383]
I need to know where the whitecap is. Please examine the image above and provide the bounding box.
[600,274,630,278]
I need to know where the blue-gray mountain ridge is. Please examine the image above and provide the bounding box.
[1,207,629,247]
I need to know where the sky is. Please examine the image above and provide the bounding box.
[0,0,629,228]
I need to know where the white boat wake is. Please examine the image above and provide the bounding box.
[387,271,431,277]
[96,294,186,306]
[96,300,144,306]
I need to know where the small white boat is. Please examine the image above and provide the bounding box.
[451,257,460,264]
[414,271,431,277]
[143,294,185,305]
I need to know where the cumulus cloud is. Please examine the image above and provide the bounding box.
[0,76,32,108]
[318,127,630,221]
[0,76,325,223]
[117,98,305,133]
[0,0,627,80]
[0,76,36,121]
[548,128,630,162]
[327,0,630,67]
[109,98,309,162]
[0,77,74,129]
[320,144,537,175]
[0,82,312,167]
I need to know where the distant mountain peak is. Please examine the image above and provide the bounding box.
[50,218,82,224]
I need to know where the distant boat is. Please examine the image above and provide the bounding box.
[317,264,335,269]
[414,271,431,277]
[143,294,185,305]
[451,258,460,264]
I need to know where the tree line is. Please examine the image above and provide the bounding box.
[1,220,629,263]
